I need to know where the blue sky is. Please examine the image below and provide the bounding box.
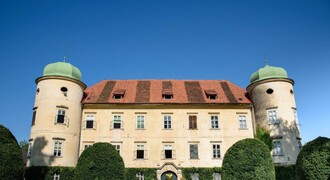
[0,0,329,144]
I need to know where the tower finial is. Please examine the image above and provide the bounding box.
[63,56,67,62]
[264,55,268,66]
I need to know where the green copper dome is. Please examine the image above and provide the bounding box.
[43,62,82,81]
[250,65,288,83]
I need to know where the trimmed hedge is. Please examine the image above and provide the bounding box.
[296,136,330,180]
[256,125,272,151]
[275,165,296,180]
[24,166,74,180]
[74,142,125,180]
[0,124,24,180]
[182,167,221,180]
[125,168,157,180]
[222,138,275,180]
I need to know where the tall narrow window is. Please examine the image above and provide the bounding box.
[53,140,63,157]
[189,116,197,129]
[212,144,221,158]
[136,144,145,159]
[238,115,247,129]
[27,141,32,157]
[136,172,144,180]
[293,110,299,124]
[297,140,302,150]
[52,173,60,180]
[164,145,173,159]
[31,110,36,126]
[273,140,282,156]
[164,115,172,129]
[190,144,198,159]
[213,173,221,180]
[56,109,65,124]
[211,115,219,129]
[268,109,278,124]
[113,115,122,129]
[136,115,145,129]
[85,115,94,129]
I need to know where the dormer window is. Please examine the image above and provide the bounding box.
[162,89,173,99]
[113,89,125,99]
[205,90,218,100]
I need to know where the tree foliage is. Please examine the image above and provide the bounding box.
[255,125,272,151]
[296,136,330,180]
[0,124,24,180]
[222,138,275,180]
[74,142,125,180]
[19,140,29,152]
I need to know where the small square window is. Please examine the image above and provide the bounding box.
[162,89,173,99]
[85,115,95,129]
[55,110,66,124]
[113,89,125,99]
[205,90,218,100]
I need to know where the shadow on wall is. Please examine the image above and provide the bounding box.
[30,136,54,166]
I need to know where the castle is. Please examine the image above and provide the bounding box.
[27,62,301,179]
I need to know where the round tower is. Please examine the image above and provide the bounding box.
[247,65,301,165]
[27,62,86,167]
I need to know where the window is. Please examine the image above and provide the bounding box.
[297,140,302,150]
[162,90,173,99]
[164,115,172,129]
[293,110,299,124]
[84,144,93,150]
[55,109,66,124]
[191,173,199,180]
[31,110,36,126]
[27,141,32,157]
[268,109,278,124]
[53,140,63,157]
[112,144,121,154]
[273,140,282,156]
[212,144,221,158]
[113,89,125,99]
[205,90,218,99]
[190,144,198,159]
[52,173,60,180]
[211,115,219,129]
[238,115,247,129]
[189,116,197,129]
[136,115,145,129]
[213,172,221,180]
[85,115,94,129]
[164,145,173,159]
[61,86,68,96]
[136,172,144,180]
[136,144,145,159]
[113,115,122,129]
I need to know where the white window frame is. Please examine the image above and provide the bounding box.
[189,144,199,159]
[84,144,93,150]
[53,173,60,180]
[27,141,32,158]
[212,144,221,159]
[112,144,121,154]
[238,115,247,129]
[136,144,145,159]
[85,115,95,129]
[211,115,219,129]
[191,172,199,180]
[163,115,172,129]
[293,109,299,125]
[164,144,174,159]
[273,140,283,156]
[268,109,279,124]
[113,115,122,129]
[136,172,144,180]
[213,172,221,180]
[53,140,63,157]
[136,115,145,129]
[55,109,68,125]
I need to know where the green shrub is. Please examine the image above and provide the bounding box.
[0,124,24,180]
[24,166,74,180]
[275,165,296,180]
[296,136,330,180]
[255,125,272,151]
[125,168,157,180]
[182,167,221,180]
[74,142,125,180]
[222,138,275,180]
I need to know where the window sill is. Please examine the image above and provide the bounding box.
[189,158,199,160]
[272,154,284,157]
[212,158,222,160]
[238,128,248,130]
[162,129,173,130]
[135,128,146,130]
[84,128,96,130]
[52,156,63,158]
[210,128,220,130]
[189,129,198,130]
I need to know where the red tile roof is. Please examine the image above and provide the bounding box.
[83,80,251,104]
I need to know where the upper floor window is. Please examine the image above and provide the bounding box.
[205,90,218,100]
[189,116,197,129]
[297,140,302,150]
[272,140,282,156]
[85,115,95,129]
[163,115,172,129]
[31,109,37,126]
[55,109,67,124]
[190,144,199,159]
[112,144,121,154]
[113,115,122,129]
[84,144,93,150]
[211,115,219,129]
[136,144,146,159]
[136,115,145,129]
[113,89,125,99]
[293,109,299,124]
[268,109,279,124]
[212,144,221,158]
[162,90,173,99]
[164,145,174,159]
[27,141,32,158]
[238,115,247,129]
[53,139,63,157]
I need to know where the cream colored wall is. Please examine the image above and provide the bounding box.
[27,77,84,167]
[80,105,254,168]
[247,79,301,165]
